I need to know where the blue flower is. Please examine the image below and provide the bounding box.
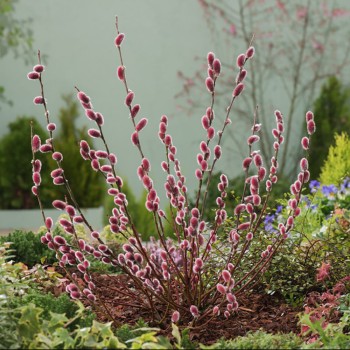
[321,184,338,200]
[309,180,320,193]
[301,195,311,206]
[264,213,278,233]
[276,205,283,214]
[340,177,350,194]
[264,214,275,224]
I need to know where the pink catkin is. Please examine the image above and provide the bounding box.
[131,131,139,145]
[207,127,215,139]
[115,33,125,46]
[131,104,140,118]
[117,66,125,81]
[32,135,41,152]
[213,58,221,75]
[136,118,148,132]
[206,77,214,92]
[52,152,63,161]
[171,311,180,323]
[233,83,244,97]
[207,52,215,66]
[33,64,44,73]
[88,128,101,138]
[27,71,40,80]
[236,53,246,68]
[125,91,134,106]
[33,96,44,105]
[246,46,255,59]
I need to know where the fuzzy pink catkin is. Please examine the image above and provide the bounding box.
[33,159,42,172]
[236,53,246,68]
[207,51,215,66]
[190,305,199,317]
[212,58,221,75]
[300,158,308,171]
[33,64,44,73]
[246,46,255,59]
[214,145,222,159]
[301,137,309,150]
[27,71,40,80]
[136,118,148,132]
[51,168,63,178]
[115,33,125,46]
[247,135,260,145]
[85,109,96,121]
[217,283,226,294]
[171,311,180,323]
[307,120,316,135]
[52,152,63,161]
[195,169,203,180]
[236,69,247,84]
[32,172,41,186]
[207,126,215,139]
[233,83,244,97]
[131,131,139,145]
[88,128,101,138]
[52,199,66,210]
[77,91,90,103]
[205,77,214,92]
[201,115,210,130]
[47,123,56,131]
[117,66,125,80]
[33,96,44,105]
[306,111,314,122]
[53,176,64,185]
[32,135,41,152]
[125,91,134,106]
[131,104,140,118]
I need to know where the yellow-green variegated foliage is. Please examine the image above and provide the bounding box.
[320,132,350,185]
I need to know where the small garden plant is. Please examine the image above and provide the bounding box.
[26,17,316,329]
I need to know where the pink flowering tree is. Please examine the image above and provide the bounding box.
[28,17,315,327]
[176,0,350,178]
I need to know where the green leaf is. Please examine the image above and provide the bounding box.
[171,323,182,348]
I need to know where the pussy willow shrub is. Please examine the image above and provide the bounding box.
[27,18,316,327]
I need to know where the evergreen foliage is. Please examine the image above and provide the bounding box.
[309,77,350,179]
[320,132,350,185]
[0,117,53,208]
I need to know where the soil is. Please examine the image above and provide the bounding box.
[87,273,303,345]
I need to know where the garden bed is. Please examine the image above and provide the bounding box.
[89,273,302,344]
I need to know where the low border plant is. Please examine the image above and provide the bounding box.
[26,17,316,328]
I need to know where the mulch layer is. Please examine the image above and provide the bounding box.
[87,273,302,344]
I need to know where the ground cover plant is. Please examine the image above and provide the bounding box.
[25,15,319,340]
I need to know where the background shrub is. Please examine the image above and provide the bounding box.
[0,116,53,209]
[320,132,350,186]
[309,76,350,180]
[0,230,56,267]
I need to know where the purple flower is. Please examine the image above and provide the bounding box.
[276,205,283,214]
[309,180,320,193]
[340,177,350,194]
[321,184,338,199]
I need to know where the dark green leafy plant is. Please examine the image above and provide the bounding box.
[10,289,95,330]
[0,117,53,209]
[209,331,303,349]
[0,230,56,267]
[309,76,350,180]
[261,178,350,304]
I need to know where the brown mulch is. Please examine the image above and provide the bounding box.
[86,273,302,344]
